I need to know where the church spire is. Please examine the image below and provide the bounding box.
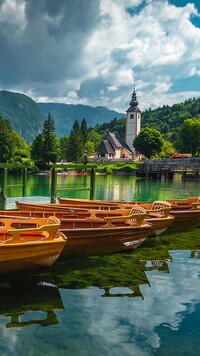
[129,84,138,108]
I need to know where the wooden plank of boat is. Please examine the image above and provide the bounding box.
[16,201,124,211]
[168,209,200,230]
[0,216,66,274]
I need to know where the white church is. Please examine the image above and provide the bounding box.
[96,87,141,160]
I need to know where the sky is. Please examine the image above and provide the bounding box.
[0,0,200,113]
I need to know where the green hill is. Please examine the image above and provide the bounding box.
[1,90,199,144]
[37,102,125,137]
[0,91,44,143]
[94,97,200,142]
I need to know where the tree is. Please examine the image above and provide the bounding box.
[87,130,102,150]
[31,114,60,168]
[0,117,14,162]
[43,113,55,135]
[59,136,69,160]
[81,118,88,145]
[42,114,60,166]
[67,120,84,163]
[176,118,200,156]
[133,127,164,159]
[84,140,95,157]
[11,132,30,163]
[160,140,175,158]
[31,134,45,161]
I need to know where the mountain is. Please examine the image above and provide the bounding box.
[0,90,44,143]
[37,102,125,137]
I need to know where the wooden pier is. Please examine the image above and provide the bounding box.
[0,163,97,209]
[137,158,200,180]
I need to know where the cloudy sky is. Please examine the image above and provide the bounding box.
[0,0,200,112]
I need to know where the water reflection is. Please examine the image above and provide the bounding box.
[100,285,146,299]
[0,272,64,329]
[0,229,200,355]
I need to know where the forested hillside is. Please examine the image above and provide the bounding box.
[38,102,124,137]
[93,97,200,142]
[0,91,44,142]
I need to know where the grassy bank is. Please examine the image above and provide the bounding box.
[55,161,143,174]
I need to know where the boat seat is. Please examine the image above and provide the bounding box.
[191,196,200,210]
[145,201,172,218]
[102,206,147,227]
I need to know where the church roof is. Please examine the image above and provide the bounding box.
[97,132,133,154]
[97,139,115,154]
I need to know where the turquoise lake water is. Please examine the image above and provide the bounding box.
[0,173,200,355]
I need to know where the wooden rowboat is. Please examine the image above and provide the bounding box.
[57,197,200,230]
[59,212,152,256]
[15,201,174,237]
[0,216,66,274]
[3,207,153,256]
[58,196,200,210]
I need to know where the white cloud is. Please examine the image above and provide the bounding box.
[0,0,200,111]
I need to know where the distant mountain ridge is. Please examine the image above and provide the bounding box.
[37,102,125,137]
[0,90,125,142]
[0,90,44,143]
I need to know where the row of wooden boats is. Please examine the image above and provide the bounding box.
[0,196,199,274]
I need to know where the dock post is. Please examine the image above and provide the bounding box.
[51,167,57,203]
[22,168,27,196]
[90,168,96,200]
[0,168,7,210]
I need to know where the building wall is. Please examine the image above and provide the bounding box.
[125,111,141,152]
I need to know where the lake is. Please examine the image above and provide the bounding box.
[1,173,200,355]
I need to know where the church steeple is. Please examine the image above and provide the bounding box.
[129,85,138,108]
[125,85,141,154]
[127,84,139,112]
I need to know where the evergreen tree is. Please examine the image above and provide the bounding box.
[42,114,60,166]
[31,134,45,162]
[59,136,69,160]
[81,118,88,145]
[68,120,84,163]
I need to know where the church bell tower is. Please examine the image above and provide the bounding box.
[125,86,141,153]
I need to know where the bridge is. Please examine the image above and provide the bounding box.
[137,158,200,179]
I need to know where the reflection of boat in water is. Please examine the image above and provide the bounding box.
[0,273,64,328]
[51,251,152,300]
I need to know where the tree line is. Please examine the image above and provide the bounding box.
[0,114,102,169]
[0,107,200,170]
